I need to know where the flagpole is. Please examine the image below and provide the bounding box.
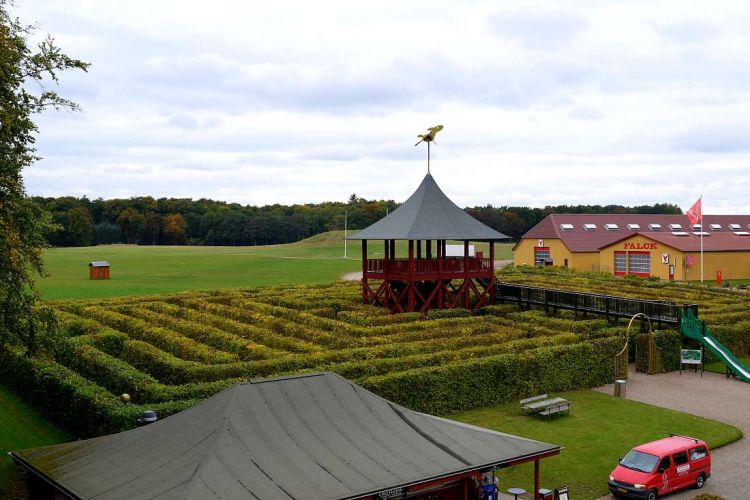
[700,195,704,284]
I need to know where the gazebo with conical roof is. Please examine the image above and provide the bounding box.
[347,173,509,313]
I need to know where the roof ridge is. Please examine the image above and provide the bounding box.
[181,386,238,498]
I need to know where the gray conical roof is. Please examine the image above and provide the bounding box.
[12,373,558,500]
[346,174,509,241]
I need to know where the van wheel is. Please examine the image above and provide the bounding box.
[695,473,706,489]
[647,489,657,500]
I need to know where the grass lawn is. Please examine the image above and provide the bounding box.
[0,385,71,499]
[37,231,514,300]
[705,357,750,376]
[450,389,741,500]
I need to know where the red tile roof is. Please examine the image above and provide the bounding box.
[521,214,750,252]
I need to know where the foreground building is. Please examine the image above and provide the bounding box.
[514,214,750,281]
[13,372,559,500]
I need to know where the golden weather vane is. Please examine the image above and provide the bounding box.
[415,124,443,174]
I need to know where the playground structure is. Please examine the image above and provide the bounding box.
[680,308,750,382]
[495,282,750,382]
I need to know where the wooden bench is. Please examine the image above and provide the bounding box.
[520,394,548,413]
[538,401,572,419]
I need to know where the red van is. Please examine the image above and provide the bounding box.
[608,435,711,499]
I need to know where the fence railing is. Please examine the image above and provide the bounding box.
[365,257,492,275]
[495,282,695,325]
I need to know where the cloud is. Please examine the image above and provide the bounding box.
[11,0,750,213]
[488,9,588,49]
[673,127,750,153]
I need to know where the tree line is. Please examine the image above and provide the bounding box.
[32,195,683,247]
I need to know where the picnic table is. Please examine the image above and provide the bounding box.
[521,396,572,418]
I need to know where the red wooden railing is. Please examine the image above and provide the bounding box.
[365,257,492,275]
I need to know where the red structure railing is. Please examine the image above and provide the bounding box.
[365,257,492,276]
[359,239,497,313]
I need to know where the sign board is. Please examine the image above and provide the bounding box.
[556,486,569,500]
[681,349,702,365]
[538,239,544,247]
[376,486,405,499]
[661,253,669,264]
[686,255,695,266]
[445,244,474,257]
[624,242,657,250]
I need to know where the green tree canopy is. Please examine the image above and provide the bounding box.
[0,1,89,354]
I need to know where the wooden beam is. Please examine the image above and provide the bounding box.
[437,240,443,309]
[408,240,415,312]
[534,459,540,500]
[361,240,368,304]
[426,240,432,259]
[464,240,470,309]
[489,241,496,305]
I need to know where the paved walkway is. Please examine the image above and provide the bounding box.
[595,367,748,499]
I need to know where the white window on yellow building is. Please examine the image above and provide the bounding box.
[627,252,650,277]
[534,247,551,265]
[614,251,627,275]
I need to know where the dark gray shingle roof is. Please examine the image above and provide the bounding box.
[346,174,509,241]
[13,372,557,500]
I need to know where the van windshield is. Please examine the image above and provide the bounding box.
[620,450,659,473]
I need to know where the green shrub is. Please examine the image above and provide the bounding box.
[363,337,620,414]
[635,330,682,373]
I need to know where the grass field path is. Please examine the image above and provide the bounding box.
[37,232,513,300]
[0,385,71,499]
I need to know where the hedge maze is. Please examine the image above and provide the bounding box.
[4,266,748,438]
[500,266,750,358]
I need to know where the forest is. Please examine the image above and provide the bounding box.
[31,195,682,247]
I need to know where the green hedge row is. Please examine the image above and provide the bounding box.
[121,304,279,360]
[56,338,158,400]
[81,306,238,364]
[0,346,196,437]
[362,336,622,415]
[159,299,322,353]
[2,334,618,435]
[635,330,682,373]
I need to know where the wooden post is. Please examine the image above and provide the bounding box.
[464,240,470,308]
[416,240,422,260]
[437,240,443,309]
[534,459,540,500]
[408,240,415,312]
[489,241,496,304]
[390,240,396,261]
[426,240,432,259]
[384,240,389,261]
[362,240,368,304]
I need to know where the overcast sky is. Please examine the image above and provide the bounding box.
[15,0,750,213]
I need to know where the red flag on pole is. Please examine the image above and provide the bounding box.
[685,197,702,225]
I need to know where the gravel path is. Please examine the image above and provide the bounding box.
[595,368,748,499]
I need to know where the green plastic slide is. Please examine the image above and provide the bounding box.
[679,309,750,383]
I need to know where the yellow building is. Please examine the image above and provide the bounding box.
[514,214,750,281]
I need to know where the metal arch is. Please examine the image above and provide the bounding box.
[627,313,653,337]
[615,313,655,380]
